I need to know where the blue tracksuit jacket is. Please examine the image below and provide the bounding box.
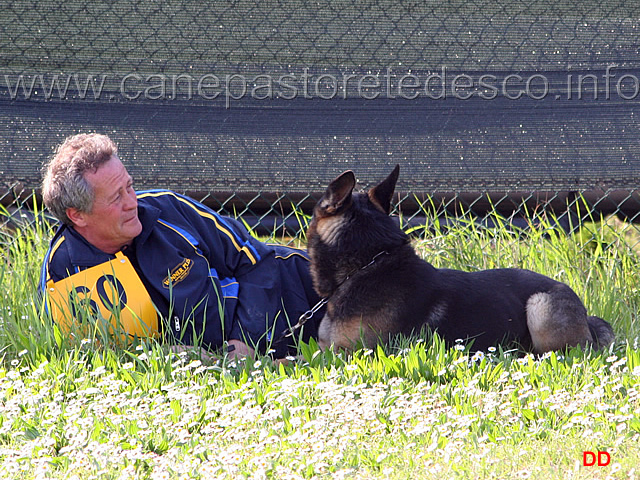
[39,190,320,353]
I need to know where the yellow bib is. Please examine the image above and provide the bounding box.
[46,252,159,340]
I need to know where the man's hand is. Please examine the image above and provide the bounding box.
[226,339,255,358]
[167,339,255,364]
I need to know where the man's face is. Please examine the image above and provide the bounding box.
[67,155,142,254]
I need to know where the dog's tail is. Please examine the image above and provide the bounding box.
[587,316,615,349]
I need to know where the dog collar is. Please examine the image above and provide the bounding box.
[277,248,392,343]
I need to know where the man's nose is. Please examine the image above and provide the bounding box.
[124,189,138,209]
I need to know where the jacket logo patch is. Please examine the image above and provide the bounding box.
[163,258,193,288]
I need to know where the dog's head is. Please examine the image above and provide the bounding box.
[306,165,407,295]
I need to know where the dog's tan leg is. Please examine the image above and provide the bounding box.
[318,314,392,351]
[526,291,593,353]
[317,314,335,350]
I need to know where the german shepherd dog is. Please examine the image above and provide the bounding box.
[306,165,615,353]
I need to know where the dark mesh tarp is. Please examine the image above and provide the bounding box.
[2,0,640,201]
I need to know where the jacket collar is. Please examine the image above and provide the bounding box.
[59,202,161,266]
[133,201,160,246]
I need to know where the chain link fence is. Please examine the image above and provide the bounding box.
[2,0,640,247]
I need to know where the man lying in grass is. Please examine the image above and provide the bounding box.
[39,133,321,359]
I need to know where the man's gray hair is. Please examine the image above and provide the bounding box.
[42,133,118,225]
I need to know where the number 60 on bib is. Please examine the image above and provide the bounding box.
[46,252,159,340]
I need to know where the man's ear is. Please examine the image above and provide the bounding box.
[66,207,87,228]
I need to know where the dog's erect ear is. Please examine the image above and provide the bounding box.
[321,170,356,213]
[368,164,400,214]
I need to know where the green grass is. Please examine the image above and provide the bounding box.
[1,209,639,479]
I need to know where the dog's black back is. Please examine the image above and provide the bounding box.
[307,165,615,352]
